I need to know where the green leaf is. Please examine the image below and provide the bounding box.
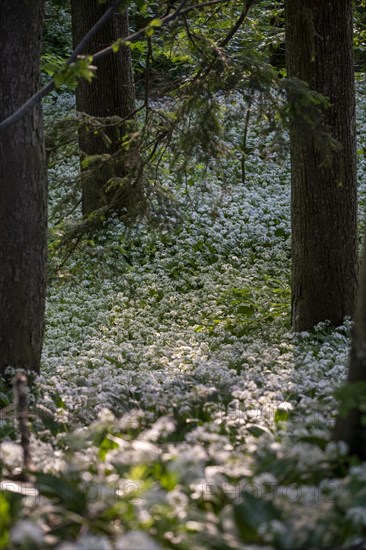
[0,491,25,548]
[274,227,287,237]
[247,424,272,437]
[112,38,126,53]
[39,412,68,436]
[149,18,163,28]
[136,0,147,11]
[234,491,282,542]
[53,56,96,91]
[274,408,290,425]
[33,472,87,514]
[104,355,125,368]
[152,463,180,490]
[51,392,65,409]
[98,436,120,461]
[237,304,255,316]
[0,496,10,549]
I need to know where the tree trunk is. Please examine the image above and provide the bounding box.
[285,0,358,331]
[71,0,140,217]
[0,1,47,376]
[334,231,366,460]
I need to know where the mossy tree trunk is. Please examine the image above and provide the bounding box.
[0,0,47,375]
[285,0,358,331]
[71,0,140,217]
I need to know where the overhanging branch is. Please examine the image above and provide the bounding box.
[0,0,124,131]
[0,0,232,132]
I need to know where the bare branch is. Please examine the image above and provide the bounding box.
[219,0,251,47]
[178,0,252,88]
[69,0,122,62]
[179,0,231,17]
[0,0,233,131]
[91,0,189,64]
[0,0,124,131]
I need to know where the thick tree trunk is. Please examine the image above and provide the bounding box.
[285,0,358,331]
[71,0,139,217]
[0,1,47,375]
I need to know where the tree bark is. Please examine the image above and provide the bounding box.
[71,0,140,217]
[0,1,47,375]
[285,0,358,331]
[334,231,366,460]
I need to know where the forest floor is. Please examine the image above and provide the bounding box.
[2,84,366,549]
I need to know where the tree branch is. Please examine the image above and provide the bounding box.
[69,0,122,61]
[0,0,232,131]
[219,0,251,47]
[177,0,251,88]
[0,0,124,132]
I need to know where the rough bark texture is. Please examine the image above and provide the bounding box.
[71,0,139,216]
[285,0,358,331]
[333,229,366,459]
[0,1,47,375]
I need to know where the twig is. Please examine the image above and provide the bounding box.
[69,0,122,62]
[179,0,231,17]
[46,106,145,157]
[14,374,32,472]
[219,0,250,48]
[0,0,232,131]
[91,0,188,65]
[52,197,82,227]
[241,89,254,184]
[178,0,251,88]
[144,36,153,123]
[0,0,124,131]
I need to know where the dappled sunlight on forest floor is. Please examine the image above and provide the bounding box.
[2,87,366,548]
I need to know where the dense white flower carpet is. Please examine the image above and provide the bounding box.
[2,85,366,548]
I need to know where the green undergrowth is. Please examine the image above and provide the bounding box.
[1,85,366,548]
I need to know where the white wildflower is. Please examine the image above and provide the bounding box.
[346,506,366,527]
[10,520,43,546]
[115,530,160,549]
